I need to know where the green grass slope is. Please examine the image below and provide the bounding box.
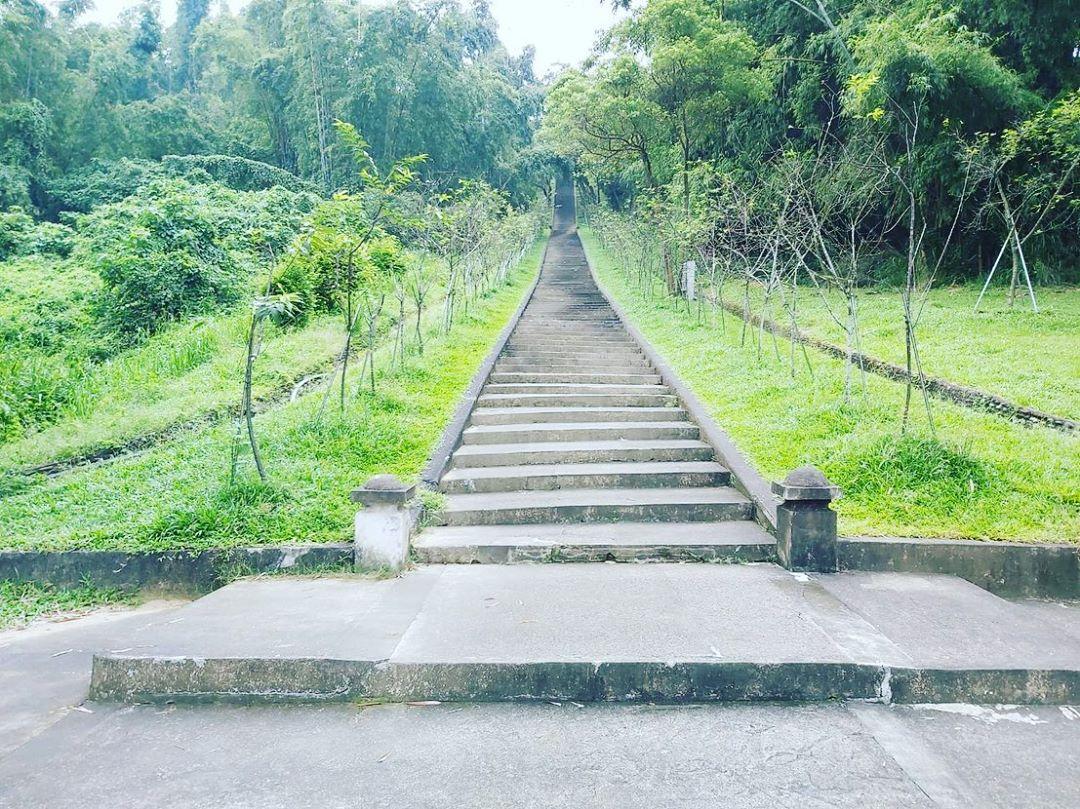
[580,227,1079,543]
[0,239,545,553]
[737,283,1080,419]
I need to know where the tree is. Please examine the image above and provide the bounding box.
[614,0,769,220]
[130,2,161,59]
[175,0,211,89]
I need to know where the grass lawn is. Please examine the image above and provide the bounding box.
[0,580,134,630]
[581,227,1079,543]
[736,282,1080,419]
[0,239,545,553]
[0,312,343,474]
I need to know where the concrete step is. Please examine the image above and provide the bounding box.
[483,383,671,396]
[477,393,679,408]
[440,461,731,494]
[438,487,752,526]
[512,323,623,331]
[461,421,699,446]
[89,566,1080,705]
[416,520,773,562]
[449,440,715,468]
[522,302,617,308]
[506,335,635,345]
[510,333,626,342]
[500,349,645,361]
[489,373,663,386]
[504,344,640,355]
[495,361,654,374]
[470,407,686,426]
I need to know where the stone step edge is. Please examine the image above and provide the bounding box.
[414,539,773,565]
[89,657,1080,706]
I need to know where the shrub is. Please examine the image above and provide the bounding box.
[0,207,33,259]
[45,158,167,214]
[0,209,75,259]
[22,221,75,257]
[161,154,319,194]
[72,176,324,336]
[270,260,316,326]
[78,181,243,335]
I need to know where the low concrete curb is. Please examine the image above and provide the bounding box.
[717,300,1077,434]
[0,544,353,592]
[840,537,1080,599]
[89,657,1080,706]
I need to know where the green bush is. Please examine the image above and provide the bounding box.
[270,261,316,326]
[74,178,317,337]
[161,155,319,194]
[45,158,167,214]
[22,221,75,257]
[0,209,75,259]
[78,183,243,335]
[0,208,33,259]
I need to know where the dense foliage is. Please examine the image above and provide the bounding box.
[0,0,545,212]
[0,0,549,445]
[544,0,1078,283]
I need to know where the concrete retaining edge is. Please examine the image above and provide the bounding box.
[839,537,1080,599]
[0,544,354,592]
[5,536,1075,601]
[577,226,779,533]
[89,656,1080,706]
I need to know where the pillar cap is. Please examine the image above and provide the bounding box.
[772,465,841,502]
[351,474,416,507]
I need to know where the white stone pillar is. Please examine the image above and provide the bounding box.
[351,475,417,572]
[683,260,697,301]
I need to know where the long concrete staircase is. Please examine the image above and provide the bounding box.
[416,180,775,563]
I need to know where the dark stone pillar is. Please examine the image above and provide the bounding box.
[772,466,841,573]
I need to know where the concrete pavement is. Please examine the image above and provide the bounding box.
[2,698,1078,808]
[78,564,1080,704]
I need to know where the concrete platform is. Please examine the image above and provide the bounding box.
[6,590,1079,808]
[86,565,1080,705]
